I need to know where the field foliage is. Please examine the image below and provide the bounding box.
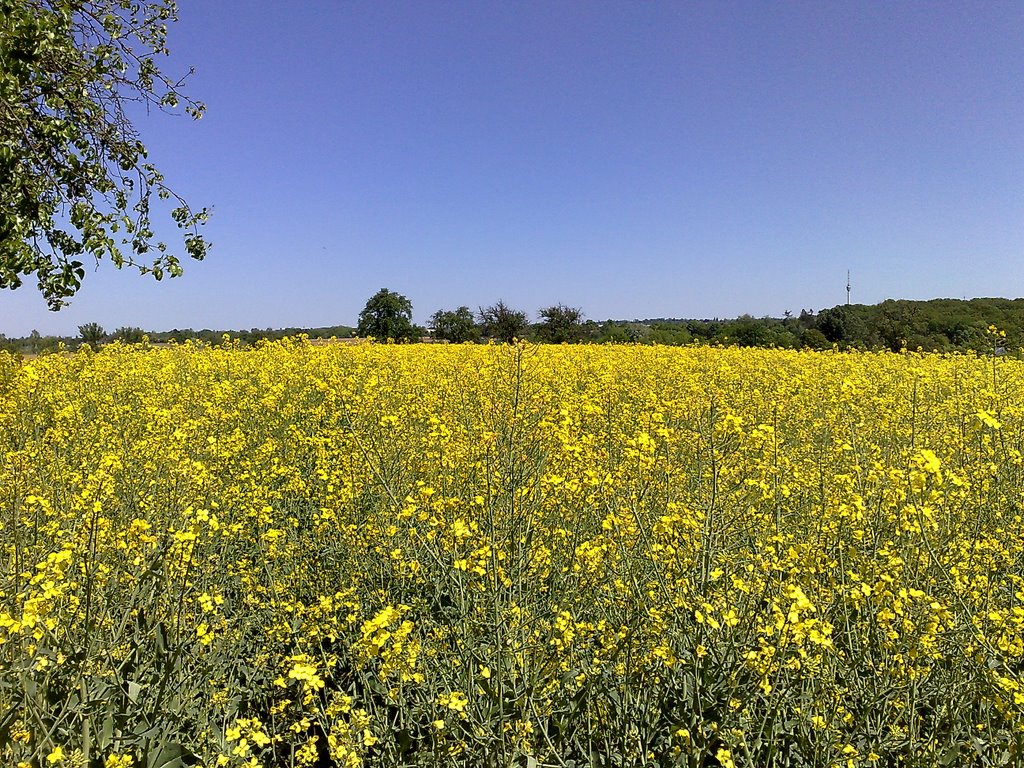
[1,341,1023,767]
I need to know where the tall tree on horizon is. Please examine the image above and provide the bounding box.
[357,288,419,342]
[478,301,529,343]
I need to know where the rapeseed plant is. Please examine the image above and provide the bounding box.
[0,340,1022,766]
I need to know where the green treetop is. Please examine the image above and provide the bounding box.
[357,288,419,342]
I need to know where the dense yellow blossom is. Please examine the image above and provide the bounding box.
[1,340,1023,766]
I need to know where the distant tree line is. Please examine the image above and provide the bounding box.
[809,298,1024,352]
[4,295,1022,355]
[427,297,1024,352]
[602,299,1024,353]
[0,324,357,354]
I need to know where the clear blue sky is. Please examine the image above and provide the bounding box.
[4,0,1023,337]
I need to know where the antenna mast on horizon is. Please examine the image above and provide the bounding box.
[846,270,851,306]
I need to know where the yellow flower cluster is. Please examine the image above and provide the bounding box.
[2,340,1023,766]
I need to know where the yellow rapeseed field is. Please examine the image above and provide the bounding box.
[1,340,1022,767]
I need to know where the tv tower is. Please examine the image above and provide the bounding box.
[846,270,851,305]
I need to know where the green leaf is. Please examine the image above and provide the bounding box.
[940,746,961,766]
[99,713,114,750]
[126,680,143,703]
[147,742,195,768]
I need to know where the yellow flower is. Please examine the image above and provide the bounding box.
[976,410,1002,430]
[917,449,942,474]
